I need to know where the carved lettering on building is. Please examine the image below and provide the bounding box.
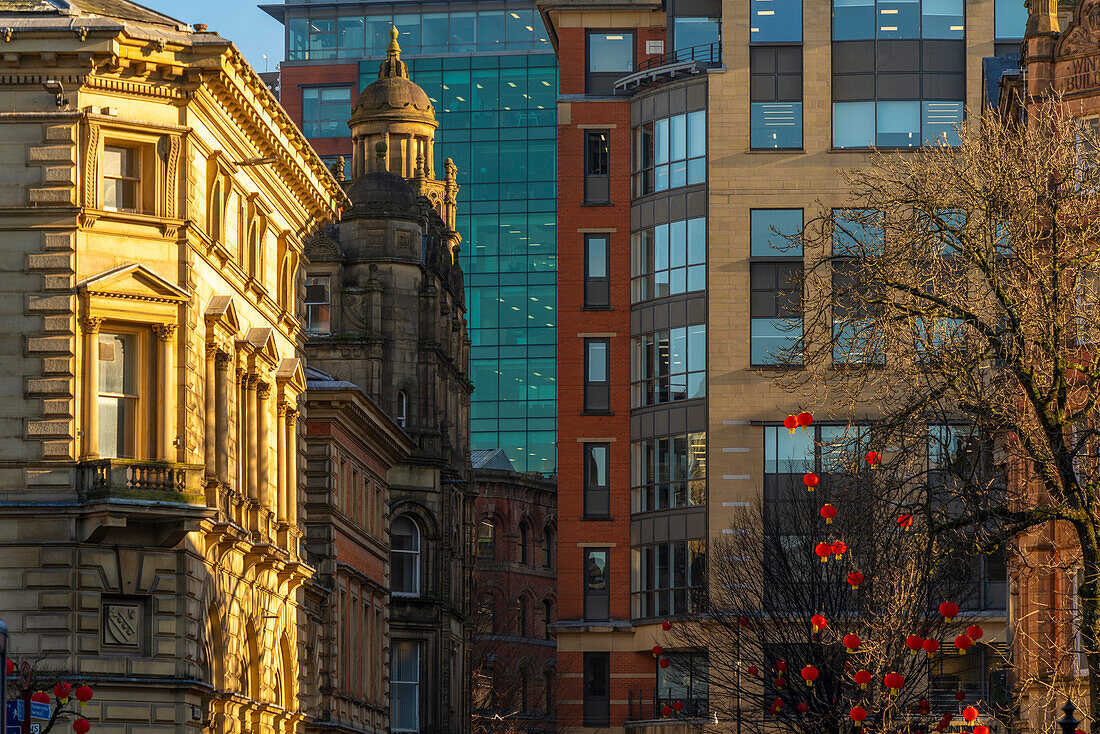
[1061,54,1100,95]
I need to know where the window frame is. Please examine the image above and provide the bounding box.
[582,651,611,726]
[391,515,422,597]
[583,130,611,204]
[585,29,635,95]
[477,517,496,559]
[584,234,611,308]
[631,325,707,407]
[749,46,804,150]
[584,547,611,621]
[301,84,354,139]
[99,132,158,216]
[583,338,611,413]
[391,640,421,732]
[750,208,805,367]
[583,442,611,518]
[96,325,153,460]
[630,217,707,304]
[304,274,332,335]
[631,432,708,513]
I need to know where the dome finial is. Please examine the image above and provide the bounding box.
[378,25,408,79]
[388,25,401,56]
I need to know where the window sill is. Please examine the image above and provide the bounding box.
[751,363,805,370]
[582,201,614,207]
[582,514,614,521]
[581,410,614,416]
[582,305,614,311]
[827,146,929,153]
[748,148,805,153]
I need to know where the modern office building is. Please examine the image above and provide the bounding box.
[264,0,560,474]
[544,0,1025,730]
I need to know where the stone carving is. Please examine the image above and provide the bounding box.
[103,602,140,647]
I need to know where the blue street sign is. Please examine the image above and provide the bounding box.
[29,701,50,720]
[6,700,23,726]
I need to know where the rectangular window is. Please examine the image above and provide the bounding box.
[98,331,141,459]
[673,17,721,52]
[101,145,140,213]
[631,432,707,513]
[750,47,803,149]
[584,234,610,308]
[586,30,634,94]
[751,0,802,42]
[583,443,611,517]
[833,0,962,40]
[584,549,610,621]
[302,86,352,138]
[304,276,332,335]
[631,325,706,407]
[584,131,610,203]
[584,339,610,412]
[631,217,706,302]
[308,16,338,59]
[391,641,420,732]
[633,111,706,195]
[832,209,882,364]
[631,540,706,618]
[657,652,710,717]
[750,209,803,365]
[994,0,1027,40]
[582,652,611,726]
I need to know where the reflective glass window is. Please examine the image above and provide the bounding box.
[631,541,706,618]
[923,101,963,145]
[833,0,875,40]
[337,14,364,57]
[633,111,706,195]
[876,0,920,39]
[921,0,964,39]
[632,325,706,407]
[308,16,337,59]
[631,217,706,302]
[673,17,721,52]
[301,86,352,139]
[631,433,707,512]
[750,46,803,149]
[588,32,634,73]
[995,0,1027,39]
[750,208,803,367]
[833,101,875,148]
[750,0,802,42]
[876,100,921,147]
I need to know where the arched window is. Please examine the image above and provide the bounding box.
[518,596,527,638]
[397,390,408,428]
[543,670,554,715]
[519,667,530,712]
[543,598,553,641]
[477,518,495,559]
[517,523,529,565]
[391,516,420,596]
[542,526,553,569]
[477,592,495,635]
[208,178,223,242]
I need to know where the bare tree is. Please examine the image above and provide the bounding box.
[664,447,991,734]
[769,96,1100,727]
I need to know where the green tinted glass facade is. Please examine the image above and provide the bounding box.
[329,4,558,474]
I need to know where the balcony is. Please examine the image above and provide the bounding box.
[614,43,722,93]
[78,459,212,546]
[627,689,709,722]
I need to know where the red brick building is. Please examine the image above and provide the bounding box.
[470,449,558,733]
[300,367,414,734]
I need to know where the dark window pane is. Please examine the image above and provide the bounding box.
[588,32,634,72]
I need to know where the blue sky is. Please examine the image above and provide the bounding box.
[138,0,285,74]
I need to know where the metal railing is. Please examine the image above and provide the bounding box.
[615,42,723,91]
[627,689,709,721]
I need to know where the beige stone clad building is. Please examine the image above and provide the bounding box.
[0,1,343,732]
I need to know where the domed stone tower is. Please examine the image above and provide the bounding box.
[349,27,459,237]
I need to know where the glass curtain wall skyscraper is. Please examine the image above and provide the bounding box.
[266,1,558,473]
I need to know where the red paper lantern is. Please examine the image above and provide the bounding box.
[811,614,828,633]
[847,571,863,590]
[797,702,809,714]
[4,659,12,675]
[963,706,979,724]
[898,514,913,530]
[955,634,973,654]
[801,665,819,686]
[866,450,881,468]
[54,682,71,703]
[820,503,837,524]
[843,633,861,653]
[804,472,820,491]
[851,706,868,727]
[662,705,673,717]
[774,677,786,688]
[739,616,750,627]
[673,701,684,712]
[906,634,924,654]
[967,625,984,640]
[75,686,93,703]
[918,698,931,714]
[854,670,872,688]
[942,714,954,724]
[72,720,90,734]
[955,691,966,701]
[975,726,991,734]
[797,411,814,429]
[747,665,758,676]
[815,542,832,562]
[1075,729,1087,734]
[938,601,959,622]
[832,540,847,558]
[923,638,940,657]
[784,414,799,433]
[659,658,670,668]
[772,698,784,710]
[776,660,787,673]
[31,691,50,704]
[884,672,905,695]
[662,620,672,631]
[652,645,663,658]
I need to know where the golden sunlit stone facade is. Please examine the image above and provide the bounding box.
[0,1,343,732]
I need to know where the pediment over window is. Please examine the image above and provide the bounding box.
[276,357,306,396]
[204,295,241,340]
[78,263,190,305]
[241,326,280,368]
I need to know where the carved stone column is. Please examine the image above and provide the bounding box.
[244,373,257,502]
[286,408,299,528]
[276,403,287,522]
[153,323,177,462]
[82,316,104,459]
[204,344,216,477]
[215,352,231,485]
[257,381,271,513]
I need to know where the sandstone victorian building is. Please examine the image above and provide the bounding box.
[0,1,344,732]
[301,29,475,734]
